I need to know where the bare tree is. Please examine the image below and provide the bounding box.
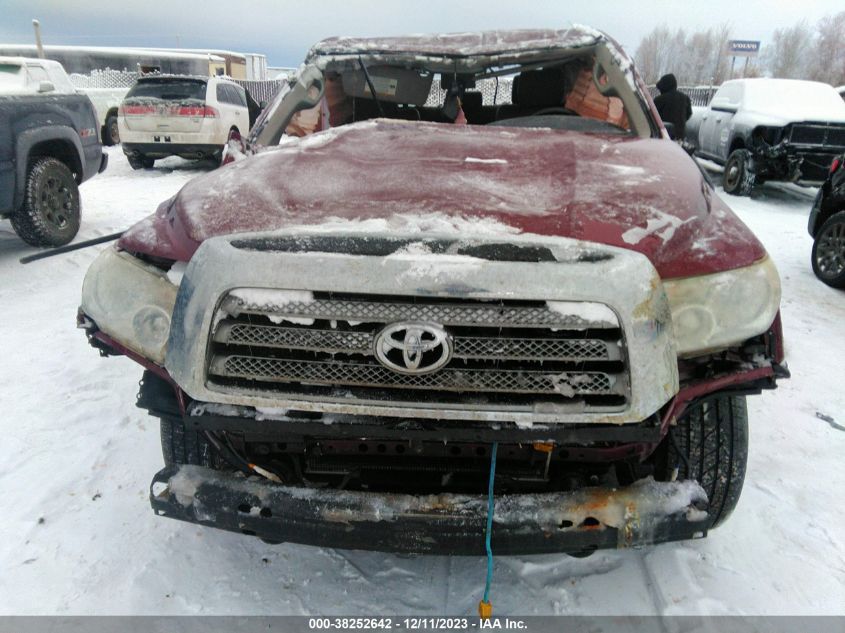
[710,23,733,84]
[635,12,845,87]
[634,23,733,86]
[763,22,813,79]
[809,11,845,85]
[634,25,673,84]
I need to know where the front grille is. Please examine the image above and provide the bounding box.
[217,295,616,329]
[206,291,629,410]
[790,124,845,147]
[211,356,618,395]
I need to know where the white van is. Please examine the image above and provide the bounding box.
[119,75,255,169]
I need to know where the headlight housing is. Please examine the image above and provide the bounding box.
[80,247,178,364]
[663,256,781,357]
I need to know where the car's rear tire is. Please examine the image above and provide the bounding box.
[723,149,755,196]
[811,212,845,288]
[103,115,120,146]
[664,394,748,529]
[10,157,81,247]
[127,154,155,170]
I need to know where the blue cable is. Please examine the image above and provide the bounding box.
[482,442,498,605]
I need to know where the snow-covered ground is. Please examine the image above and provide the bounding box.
[0,147,843,615]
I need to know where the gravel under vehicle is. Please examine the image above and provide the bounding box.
[79,27,787,556]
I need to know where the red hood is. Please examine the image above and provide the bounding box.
[120,119,766,279]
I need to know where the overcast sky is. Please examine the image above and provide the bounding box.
[1,0,841,67]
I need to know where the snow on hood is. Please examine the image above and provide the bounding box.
[740,79,845,124]
[119,118,766,279]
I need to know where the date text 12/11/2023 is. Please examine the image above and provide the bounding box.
[307,618,529,630]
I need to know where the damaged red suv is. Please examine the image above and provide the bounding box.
[79,27,787,556]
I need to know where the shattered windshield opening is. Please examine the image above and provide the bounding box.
[283,54,634,139]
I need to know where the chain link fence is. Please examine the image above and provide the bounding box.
[648,85,717,107]
[424,76,515,108]
[67,69,718,114]
[67,69,287,104]
[69,69,141,89]
[229,79,286,104]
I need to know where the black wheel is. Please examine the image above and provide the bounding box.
[127,154,155,170]
[811,212,845,288]
[159,415,216,468]
[103,115,119,146]
[10,157,80,247]
[723,149,755,196]
[664,394,748,529]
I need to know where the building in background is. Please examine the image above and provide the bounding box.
[0,44,268,78]
[0,44,228,76]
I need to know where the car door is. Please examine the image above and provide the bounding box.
[216,83,247,134]
[700,83,742,160]
[231,85,252,131]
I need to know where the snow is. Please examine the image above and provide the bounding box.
[1,147,844,615]
[622,208,693,245]
[464,157,508,164]
[546,301,618,326]
[166,261,187,286]
[739,79,845,122]
[228,288,316,325]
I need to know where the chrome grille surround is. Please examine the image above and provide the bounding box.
[209,292,626,402]
[164,230,679,424]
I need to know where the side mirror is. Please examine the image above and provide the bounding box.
[663,121,676,139]
[38,80,55,93]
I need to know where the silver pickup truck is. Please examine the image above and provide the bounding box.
[686,78,845,195]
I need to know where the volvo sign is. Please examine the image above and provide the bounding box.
[727,40,761,57]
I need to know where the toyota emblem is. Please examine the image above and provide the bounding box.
[374,322,452,375]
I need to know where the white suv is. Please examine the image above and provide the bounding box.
[119,75,254,169]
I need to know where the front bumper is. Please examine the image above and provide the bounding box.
[151,465,709,555]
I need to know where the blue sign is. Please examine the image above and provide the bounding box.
[727,40,761,56]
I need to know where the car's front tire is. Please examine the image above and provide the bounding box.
[664,394,748,529]
[723,149,755,196]
[159,415,216,468]
[811,211,845,288]
[10,157,81,247]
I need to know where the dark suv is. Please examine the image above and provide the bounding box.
[809,154,845,288]
[1,56,107,246]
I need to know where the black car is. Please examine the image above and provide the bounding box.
[809,154,845,288]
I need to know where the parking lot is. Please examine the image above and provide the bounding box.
[0,147,843,615]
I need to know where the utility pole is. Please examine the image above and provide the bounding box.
[32,19,45,58]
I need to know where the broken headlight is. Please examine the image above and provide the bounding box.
[80,246,178,364]
[663,256,781,357]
